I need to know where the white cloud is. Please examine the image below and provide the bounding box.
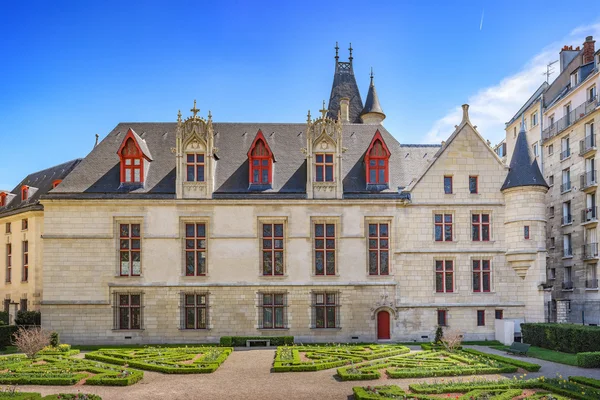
[425,22,600,145]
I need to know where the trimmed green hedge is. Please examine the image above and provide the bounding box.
[0,393,102,400]
[14,311,41,326]
[461,348,541,371]
[0,311,8,325]
[576,351,600,368]
[570,376,600,389]
[0,325,18,347]
[521,323,600,353]
[219,336,293,346]
[352,386,438,400]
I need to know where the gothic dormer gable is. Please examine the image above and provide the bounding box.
[117,128,153,187]
[247,130,275,189]
[364,130,391,190]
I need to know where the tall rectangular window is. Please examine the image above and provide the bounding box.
[259,293,286,329]
[5,244,11,283]
[314,223,335,276]
[469,176,478,194]
[434,214,453,242]
[262,223,284,276]
[21,241,28,282]
[115,293,142,330]
[444,176,453,194]
[477,310,485,326]
[563,234,572,257]
[471,213,490,241]
[495,310,503,320]
[21,219,28,231]
[20,298,27,312]
[315,154,334,182]
[437,309,447,326]
[5,223,10,234]
[472,259,491,292]
[185,223,206,276]
[368,223,389,275]
[186,153,205,182]
[183,293,207,329]
[312,292,339,328]
[524,226,530,240]
[119,224,141,276]
[435,260,454,293]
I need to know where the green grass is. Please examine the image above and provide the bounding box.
[489,345,578,366]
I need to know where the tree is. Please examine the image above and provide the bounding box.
[13,327,50,358]
[440,329,463,353]
[434,326,444,344]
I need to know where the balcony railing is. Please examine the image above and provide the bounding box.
[564,247,573,257]
[562,281,574,290]
[562,214,573,225]
[561,181,571,193]
[560,148,571,161]
[583,242,599,259]
[581,206,598,223]
[580,134,597,155]
[586,279,599,289]
[580,170,598,190]
[543,95,599,142]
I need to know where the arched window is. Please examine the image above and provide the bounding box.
[248,131,273,186]
[21,186,29,201]
[365,131,390,186]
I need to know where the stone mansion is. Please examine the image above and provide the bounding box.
[0,46,549,344]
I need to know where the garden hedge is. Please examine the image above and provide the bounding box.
[521,323,600,353]
[461,348,541,371]
[576,351,600,368]
[0,325,18,347]
[14,311,41,326]
[219,336,293,346]
[569,376,600,389]
[0,311,8,325]
[0,394,102,400]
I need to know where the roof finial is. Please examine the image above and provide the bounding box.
[94,133,99,148]
[190,100,200,119]
[307,110,311,123]
[208,110,212,120]
[348,43,353,63]
[319,100,328,119]
[370,67,374,85]
[335,42,339,62]
[461,104,471,124]
[177,109,182,123]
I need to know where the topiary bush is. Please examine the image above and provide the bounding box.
[521,323,600,353]
[434,326,443,344]
[49,332,60,347]
[14,311,41,326]
[576,351,600,368]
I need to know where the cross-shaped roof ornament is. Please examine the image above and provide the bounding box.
[190,100,200,118]
[319,100,328,119]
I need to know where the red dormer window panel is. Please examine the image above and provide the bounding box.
[0,193,5,207]
[21,186,29,201]
[365,130,391,185]
[52,180,62,189]
[117,129,150,184]
[247,130,273,185]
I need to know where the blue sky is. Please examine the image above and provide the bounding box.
[1,1,600,189]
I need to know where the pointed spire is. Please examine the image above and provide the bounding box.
[501,116,548,191]
[360,69,385,124]
[327,42,364,122]
[177,109,182,124]
[306,110,311,124]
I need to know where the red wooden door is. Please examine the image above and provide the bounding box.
[377,311,390,339]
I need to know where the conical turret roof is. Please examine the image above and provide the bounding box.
[501,118,548,191]
[327,43,364,122]
[360,73,385,117]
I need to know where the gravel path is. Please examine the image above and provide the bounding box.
[11,346,599,400]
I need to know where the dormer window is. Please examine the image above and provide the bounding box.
[117,128,153,185]
[571,71,579,87]
[21,186,29,201]
[247,130,273,186]
[0,193,6,207]
[52,180,62,189]
[186,154,205,182]
[364,130,391,186]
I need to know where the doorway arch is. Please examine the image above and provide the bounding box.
[377,310,391,340]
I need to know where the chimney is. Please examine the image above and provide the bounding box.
[340,97,350,122]
[560,45,579,72]
[583,36,595,64]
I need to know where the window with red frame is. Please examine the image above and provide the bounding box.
[477,310,485,326]
[52,180,62,189]
[313,292,339,328]
[119,224,141,276]
[435,260,453,293]
[183,293,207,329]
[434,214,453,241]
[22,241,28,282]
[0,193,5,207]
[366,140,389,184]
[116,293,141,330]
[368,223,389,275]
[21,186,28,201]
[314,223,335,276]
[186,154,205,182]
[185,223,206,276]
[315,154,334,182]
[524,226,530,239]
[472,213,490,241]
[260,293,286,329]
[262,223,284,276]
[444,176,453,194]
[5,243,11,283]
[249,138,272,185]
[120,138,143,183]
[437,309,447,326]
[473,259,491,292]
[495,310,503,319]
[469,176,478,194]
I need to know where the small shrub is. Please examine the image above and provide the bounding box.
[49,332,60,347]
[434,326,443,344]
[440,329,463,353]
[14,311,41,326]
[576,351,600,368]
[13,327,50,358]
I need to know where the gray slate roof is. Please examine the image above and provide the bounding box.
[0,159,82,217]
[327,61,364,123]
[52,122,440,199]
[501,123,548,191]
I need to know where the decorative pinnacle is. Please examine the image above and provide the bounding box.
[177,109,182,123]
[208,110,212,120]
[348,43,353,63]
[335,42,339,61]
[307,110,311,123]
[461,104,471,124]
[319,100,328,119]
[190,100,200,119]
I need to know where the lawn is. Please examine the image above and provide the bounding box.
[492,344,579,366]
